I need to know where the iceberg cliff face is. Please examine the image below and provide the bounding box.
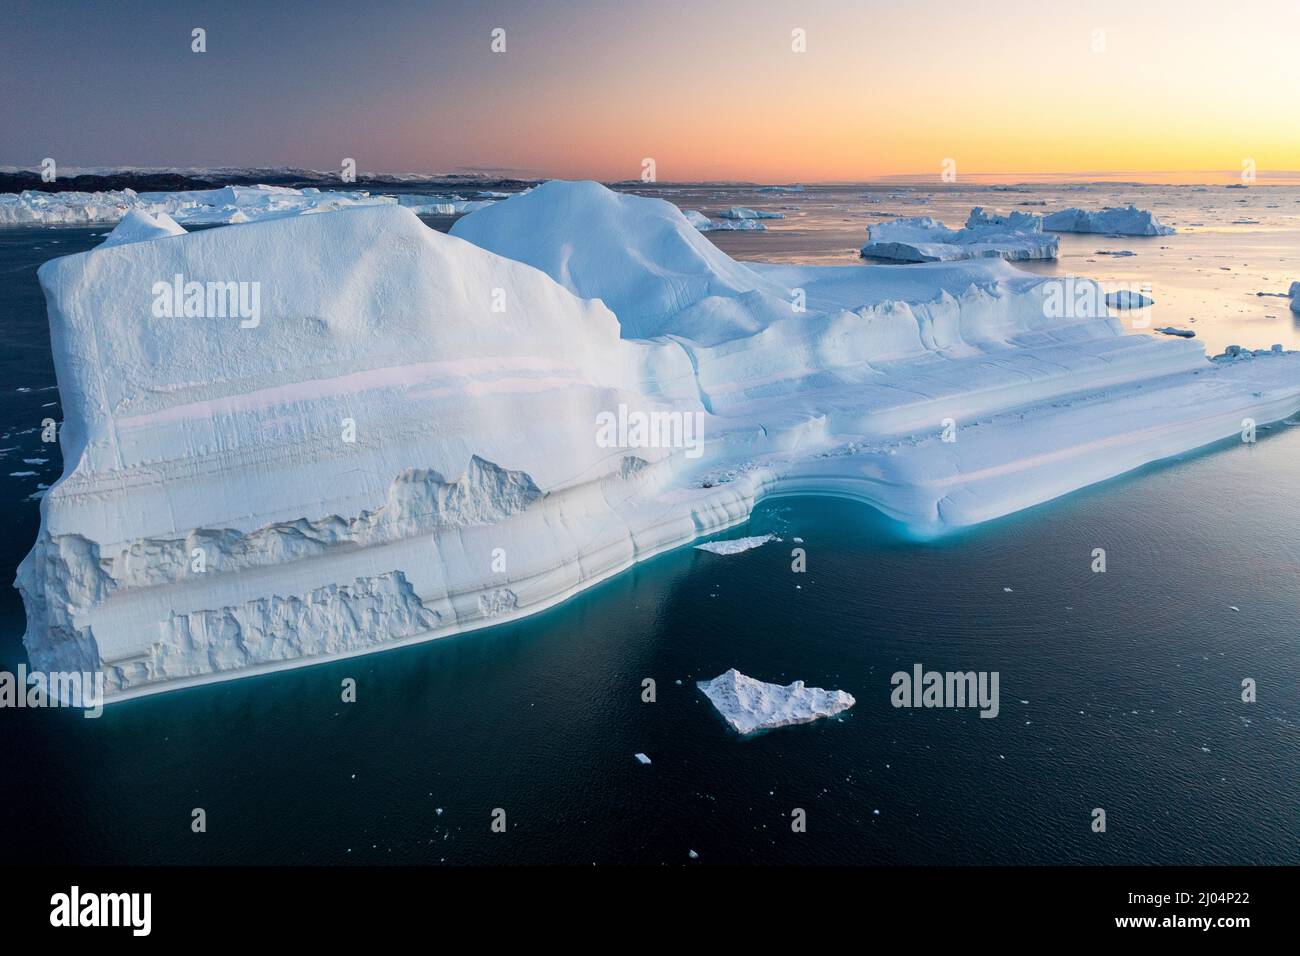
[20,181,1300,702]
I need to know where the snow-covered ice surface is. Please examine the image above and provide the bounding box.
[861,207,1058,262]
[1043,204,1176,236]
[697,668,855,734]
[694,534,777,555]
[20,180,1300,702]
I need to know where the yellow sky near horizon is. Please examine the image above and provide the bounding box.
[390,0,1300,183]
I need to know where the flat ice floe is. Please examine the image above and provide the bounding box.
[697,669,855,734]
[861,208,1059,262]
[694,534,777,555]
[20,180,1300,702]
[1042,204,1176,236]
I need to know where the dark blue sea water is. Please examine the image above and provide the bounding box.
[1,222,1297,865]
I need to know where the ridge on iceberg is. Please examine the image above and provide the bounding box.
[861,207,1058,262]
[1042,205,1175,236]
[697,669,855,734]
[22,180,1300,703]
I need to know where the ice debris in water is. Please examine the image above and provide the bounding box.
[697,668,855,735]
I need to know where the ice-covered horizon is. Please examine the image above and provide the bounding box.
[7,163,1300,190]
[0,184,496,226]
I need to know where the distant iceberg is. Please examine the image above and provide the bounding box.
[681,209,766,232]
[21,180,1300,703]
[1043,205,1176,236]
[99,209,187,248]
[1291,282,1300,313]
[395,196,497,216]
[697,669,855,734]
[718,207,784,220]
[1106,290,1155,309]
[861,207,1058,262]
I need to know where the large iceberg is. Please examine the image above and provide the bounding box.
[697,669,855,734]
[861,207,1059,262]
[1042,205,1176,236]
[20,181,1300,703]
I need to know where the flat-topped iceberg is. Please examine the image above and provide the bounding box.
[22,180,1300,703]
[1043,205,1176,236]
[861,208,1059,262]
[697,669,855,734]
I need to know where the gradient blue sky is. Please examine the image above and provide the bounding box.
[3,0,1298,182]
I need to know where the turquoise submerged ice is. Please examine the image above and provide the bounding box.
[18,181,1300,701]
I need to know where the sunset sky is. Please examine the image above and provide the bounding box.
[3,0,1298,182]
